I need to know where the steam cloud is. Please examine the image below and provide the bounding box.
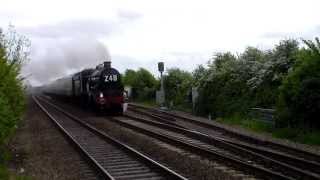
[22,37,111,86]
[19,10,143,86]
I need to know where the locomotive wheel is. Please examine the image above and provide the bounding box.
[113,106,123,115]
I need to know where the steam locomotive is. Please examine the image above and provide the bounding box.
[43,61,124,114]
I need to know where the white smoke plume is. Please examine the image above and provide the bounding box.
[22,37,111,86]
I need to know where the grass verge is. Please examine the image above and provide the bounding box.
[217,115,320,146]
[0,146,31,180]
[216,115,274,133]
[273,128,320,145]
[0,147,10,180]
[132,99,158,108]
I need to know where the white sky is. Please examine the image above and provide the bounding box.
[1,0,319,85]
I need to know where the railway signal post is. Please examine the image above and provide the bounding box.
[157,62,165,107]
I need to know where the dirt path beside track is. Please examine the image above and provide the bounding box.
[7,96,96,180]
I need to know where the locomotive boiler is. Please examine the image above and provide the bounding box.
[43,61,124,114]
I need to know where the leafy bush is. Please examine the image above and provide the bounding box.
[122,68,158,101]
[163,68,193,106]
[0,27,29,144]
[0,26,34,179]
[195,40,299,119]
[0,62,25,143]
[277,38,320,129]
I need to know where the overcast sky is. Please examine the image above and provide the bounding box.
[1,0,320,85]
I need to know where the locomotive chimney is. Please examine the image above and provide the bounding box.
[104,61,111,69]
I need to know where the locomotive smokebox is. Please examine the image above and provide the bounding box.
[104,61,111,69]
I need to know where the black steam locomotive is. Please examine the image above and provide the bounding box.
[43,61,124,113]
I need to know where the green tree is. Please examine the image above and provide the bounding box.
[192,65,208,86]
[135,68,157,89]
[244,40,299,107]
[122,69,137,87]
[209,52,237,72]
[277,38,320,129]
[195,40,299,117]
[122,68,158,100]
[196,52,251,116]
[0,26,29,144]
[164,68,193,106]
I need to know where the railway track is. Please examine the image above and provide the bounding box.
[124,113,320,175]
[109,115,316,180]
[128,104,320,163]
[33,96,187,180]
[110,109,320,179]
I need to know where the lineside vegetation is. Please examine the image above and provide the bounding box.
[0,26,30,179]
[122,38,320,145]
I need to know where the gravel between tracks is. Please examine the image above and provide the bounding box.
[8,96,97,180]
